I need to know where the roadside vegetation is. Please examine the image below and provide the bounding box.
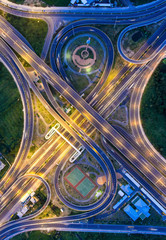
[8,0,70,6]
[27,94,55,159]
[141,60,166,158]
[122,21,162,57]
[131,0,154,6]
[42,0,70,6]
[0,11,47,56]
[11,231,166,240]
[9,0,24,3]
[95,24,127,91]
[0,64,23,167]
[60,33,105,93]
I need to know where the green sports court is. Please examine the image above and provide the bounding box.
[65,166,97,198]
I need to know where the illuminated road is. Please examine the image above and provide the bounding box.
[1,16,166,197]
[0,30,117,219]
[0,40,34,193]
[0,1,166,238]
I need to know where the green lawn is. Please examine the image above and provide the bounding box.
[12,231,53,240]
[11,231,166,240]
[8,0,70,6]
[1,12,48,56]
[131,0,154,5]
[0,64,23,166]
[9,0,24,4]
[43,0,70,6]
[141,60,166,158]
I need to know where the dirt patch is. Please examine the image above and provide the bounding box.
[97,175,106,185]
[24,0,45,6]
[116,172,123,180]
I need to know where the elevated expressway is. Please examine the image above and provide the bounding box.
[0,28,117,218]
[117,19,166,64]
[0,41,34,194]
[50,21,166,209]
[50,18,166,179]
[0,1,166,238]
[0,0,166,22]
[1,11,166,199]
[50,25,114,100]
[2,222,166,240]
[129,53,166,169]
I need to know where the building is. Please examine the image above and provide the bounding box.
[132,196,150,220]
[124,204,139,221]
[124,195,151,221]
[121,184,133,196]
[17,205,29,218]
[0,161,5,172]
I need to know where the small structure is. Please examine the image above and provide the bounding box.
[21,190,35,205]
[124,196,151,221]
[95,190,102,198]
[97,176,106,185]
[113,195,127,210]
[132,196,150,220]
[71,0,76,4]
[17,205,29,218]
[0,161,5,172]
[30,197,36,205]
[64,107,71,114]
[86,37,91,45]
[121,184,133,196]
[124,204,139,221]
[36,82,44,91]
[118,190,124,197]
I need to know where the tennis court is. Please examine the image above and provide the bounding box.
[65,167,85,187]
[76,177,96,197]
[65,166,97,198]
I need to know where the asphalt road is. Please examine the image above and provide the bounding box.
[0,1,166,238]
[1,13,166,196]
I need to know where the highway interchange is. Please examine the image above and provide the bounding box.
[0,0,166,238]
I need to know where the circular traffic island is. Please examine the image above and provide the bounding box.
[72,43,97,71]
[51,26,113,94]
[61,163,106,206]
[55,153,111,211]
[61,33,106,93]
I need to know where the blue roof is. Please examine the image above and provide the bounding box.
[124,204,139,221]
[133,197,150,218]
[121,184,133,196]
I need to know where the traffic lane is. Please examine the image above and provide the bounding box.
[0,0,166,19]
[99,23,166,114]
[101,89,129,119]
[0,141,70,223]
[51,26,113,102]
[92,20,166,106]
[103,139,166,206]
[54,138,116,211]
[52,80,166,187]
[22,67,117,212]
[133,20,166,60]
[0,130,66,209]
[0,44,34,192]
[117,15,166,64]
[2,22,166,196]
[95,67,139,112]
[1,221,166,240]
[130,53,166,169]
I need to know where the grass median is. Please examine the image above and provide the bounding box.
[0,11,48,56]
[141,60,166,158]
[0,63,23,167]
